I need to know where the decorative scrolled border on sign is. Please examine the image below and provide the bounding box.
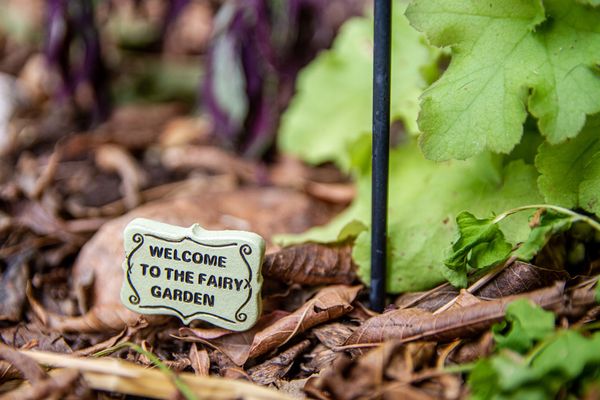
[235,244,253,322]
[126,233,255,323]
[126,233,145,305]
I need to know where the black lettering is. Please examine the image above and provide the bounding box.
[204,254,218,266]
[149,246,163,258]
[149,265,161,278]
[218,256,226,268]
[192,252,202,263]
[164,248,173,259]
[150,285,161,297]
[194,292,202,305]
[204,294,215,307]
[173,289,182,301]
[198,273,207,285]
[174,269,185,282]
[141,263,149,276]
[234,278,244,291]
[164,267,173,280]
[173,249,181,261]
[185,271,194,284]
[183,290,193,302]
[223,277,233,290]
[162,288,172,300]
[207,275,217,287]
[182,251,191,262]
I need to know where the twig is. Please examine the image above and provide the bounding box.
[20,350,293,400]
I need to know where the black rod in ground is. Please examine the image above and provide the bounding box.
[370,0,391,313]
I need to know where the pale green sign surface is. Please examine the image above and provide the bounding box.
[121,218,265,331]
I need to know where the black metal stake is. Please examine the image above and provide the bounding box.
[370,0,391,313]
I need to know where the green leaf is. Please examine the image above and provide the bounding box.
[278,0,437,169]
[492,299,555,353]
[283,138,543,292]
[513,210,573,260]
[469,331,600,399]
[536,115,600,216]
[445,212,512,275]
[406,0,600,161]
[532,331,600,378]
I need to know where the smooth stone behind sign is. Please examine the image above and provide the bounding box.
[121,218,265,331]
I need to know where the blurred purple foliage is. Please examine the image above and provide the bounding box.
[44,0,191,125]
[202,0,364,159]
[45,0,109,124]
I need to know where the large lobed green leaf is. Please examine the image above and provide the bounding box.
[406,0,600,161]
[278,0,437,169]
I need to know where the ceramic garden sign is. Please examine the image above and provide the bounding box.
[121,218,265,331]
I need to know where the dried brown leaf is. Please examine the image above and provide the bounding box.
[0,253,30,322]
[95,144,147,210]
[248,339,312,385]
[476,261,568,298]
[448,332,494,365]
[0,324,71,354]
[394,261,569,312]
[309,340,438,400]
[345,282,584,346]
[189,344,210,376]
[177,311,289,366]
[0,368,82,400]
[262,242,356,286]
[0,342,46,383]
[274,377,313,398]
[302,343,342,374]
[313,342,397,400]
[380,383,437,400]
[312,323,355,349]
[248,285,362,360]
[446,290,481,312]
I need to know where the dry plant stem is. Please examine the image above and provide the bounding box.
[437,340,461,369]
[93,341,196,400]
[279,299,314,348]
[433,256,517,315]
[19,350,293,400]
[397,282,452,310]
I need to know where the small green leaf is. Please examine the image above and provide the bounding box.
[514,210,573,260]
[532,331,600,379]
[444,212,512,279]
[469,331,600,399]
[492,299,555,353]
